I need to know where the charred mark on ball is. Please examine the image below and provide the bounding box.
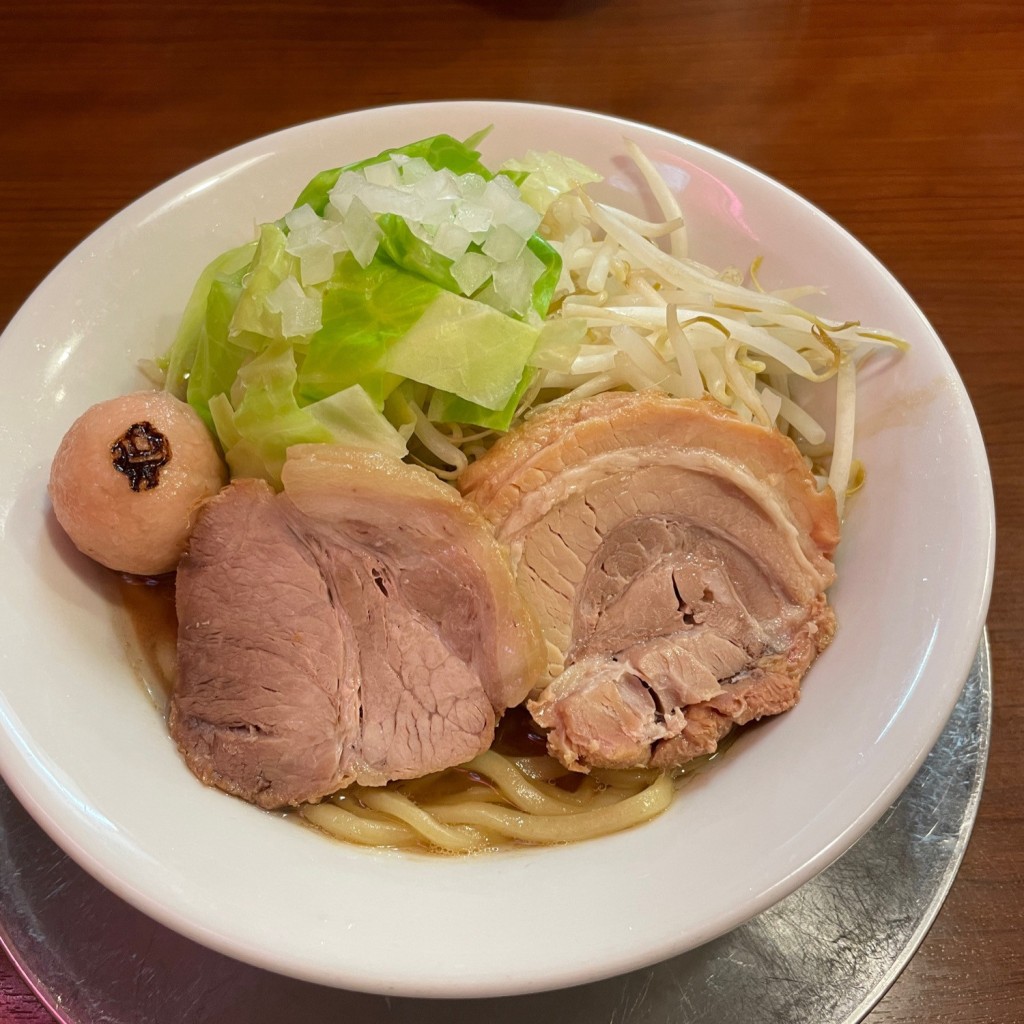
[111,422,171,491]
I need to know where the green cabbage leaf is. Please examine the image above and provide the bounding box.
[162,131,566,485]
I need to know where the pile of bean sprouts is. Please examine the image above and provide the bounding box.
[404,140,906,517]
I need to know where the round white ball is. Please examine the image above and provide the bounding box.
[49,391,228,575]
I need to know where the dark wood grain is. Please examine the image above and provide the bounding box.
[1,1,1022,1021]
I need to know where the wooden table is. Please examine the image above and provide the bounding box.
[1,1,1021,1020]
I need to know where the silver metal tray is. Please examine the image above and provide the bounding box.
[0,634,991,1024]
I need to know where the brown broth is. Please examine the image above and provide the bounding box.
[115,572,177,708]
[492,703,550,757]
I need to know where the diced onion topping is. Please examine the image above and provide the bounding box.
[276,157,550,324]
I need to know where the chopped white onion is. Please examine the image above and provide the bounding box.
[397,157,432,184]
[341,197,383,268]
[482,223,527,262]
[362,160,400,188]
[493,249,544,316]
[451,251,496,296]
[284,204,321,232]
[433,222,473,261]
[298,243,335,287]
[455,201,494,234]
[265,277,322,339]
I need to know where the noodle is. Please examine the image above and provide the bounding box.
[427,777,672,845]
[301,803,412,847]
[298,749,676,854]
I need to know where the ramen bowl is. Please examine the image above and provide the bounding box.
[0,101,994,997]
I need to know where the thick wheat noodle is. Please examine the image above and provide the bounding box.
[356,789,492,853]
[424,775,673,844]
[301,803,412,846]
[299,751,674,852]
[465,750,587,815]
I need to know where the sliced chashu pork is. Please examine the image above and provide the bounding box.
[459,391,839,772]
[171,445,544,809]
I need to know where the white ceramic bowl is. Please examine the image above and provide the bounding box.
[0,101,994,997]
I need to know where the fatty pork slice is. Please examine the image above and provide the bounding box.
[459,391,840,772]
[170,445,544,809]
